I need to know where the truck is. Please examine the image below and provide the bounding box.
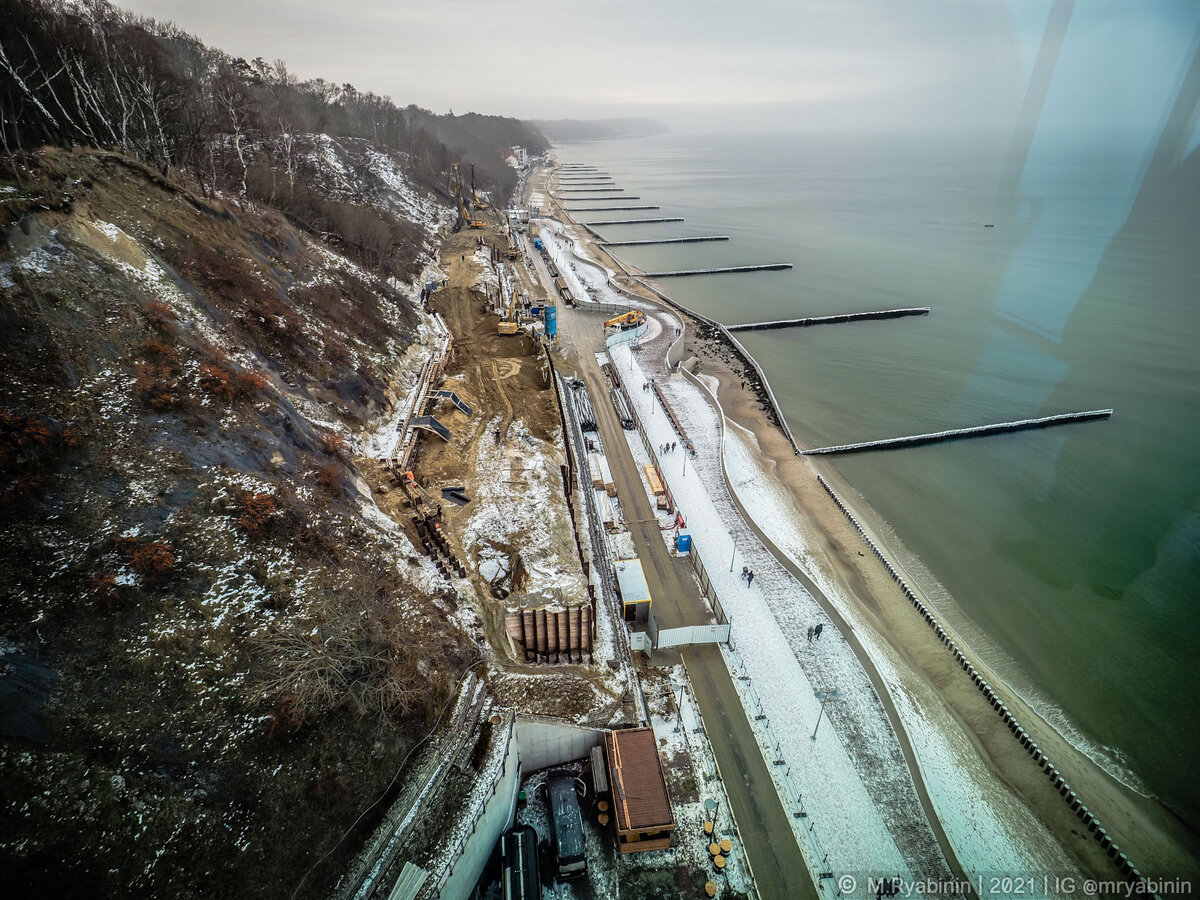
[533,236,544,252]
[604,310,646,332]
[548,776,587,879]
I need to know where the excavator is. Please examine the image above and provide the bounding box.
[451,163,486,230]
[498,287,521,335]
[604,310,646,332]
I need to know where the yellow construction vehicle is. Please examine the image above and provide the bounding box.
[451,162,486,229]
[470,164,489,210]
[604,310,646,331]
[498,288,521,335]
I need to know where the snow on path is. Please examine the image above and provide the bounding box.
[722,424,1083,888]
[606,340,948,896]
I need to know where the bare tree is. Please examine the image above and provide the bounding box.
[213,65,252,196]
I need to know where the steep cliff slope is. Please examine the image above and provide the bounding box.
[0,147,468,898]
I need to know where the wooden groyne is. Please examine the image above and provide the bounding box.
[727,307,930,332]
[601,236,730,247]
[561,188,624,193]
[804,410,1114,455]
[559,179,614,183]
[641,263,793,277]
[565,195,642,201]
[581,217,685,225]
[567,205,660,211]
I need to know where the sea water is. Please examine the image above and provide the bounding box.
[554,130,1200,830]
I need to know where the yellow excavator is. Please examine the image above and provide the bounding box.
[498,288,521,335]
[604,310,646,332]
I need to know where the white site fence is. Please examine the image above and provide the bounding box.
[656,623,730,649]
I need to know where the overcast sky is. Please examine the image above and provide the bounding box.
[118,1,1198,135]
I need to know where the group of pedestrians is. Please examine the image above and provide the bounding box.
[740,565,756,587]
[659,441,677,454]
[807,623,824,641]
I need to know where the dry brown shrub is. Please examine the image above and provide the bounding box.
[235,370,268,397]
[264,692,305,740]
[144,300,176,330]
[0,410,53,463]
[129,540,175,583]
[198,362,234,400]
[198,356,267,403]
[143,338,176,360]
[321,433,346,457]
[113,535,139,555]
[133,360,181,410]
[89,572,121,611]
[315,463,342,493]
[237,490,276,534]
[10,474,47,498]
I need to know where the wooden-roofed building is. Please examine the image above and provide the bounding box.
[604,726,676,853]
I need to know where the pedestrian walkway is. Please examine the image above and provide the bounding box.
[609,336,953,894]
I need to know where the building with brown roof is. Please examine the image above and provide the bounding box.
[603,726,676,853]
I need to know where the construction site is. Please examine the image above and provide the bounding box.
[337,159,763,900]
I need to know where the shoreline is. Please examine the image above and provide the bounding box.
[538,162,1200,882]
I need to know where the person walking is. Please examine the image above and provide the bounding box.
[814,622,823,639]
[746,570,755,587]
[741,565,749,583]
[807,625,814,642]
[671,441,676,452]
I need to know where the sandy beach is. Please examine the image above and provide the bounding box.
[533,163,1200,889]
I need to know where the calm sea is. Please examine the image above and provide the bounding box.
[554,131,1200,829]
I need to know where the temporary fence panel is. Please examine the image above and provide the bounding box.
[655,624,731,650]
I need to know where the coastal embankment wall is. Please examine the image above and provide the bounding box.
[816,475,1150,891]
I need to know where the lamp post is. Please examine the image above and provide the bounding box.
[728,527,746,572]
[671,681,685,732]
[811,689,841,741]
